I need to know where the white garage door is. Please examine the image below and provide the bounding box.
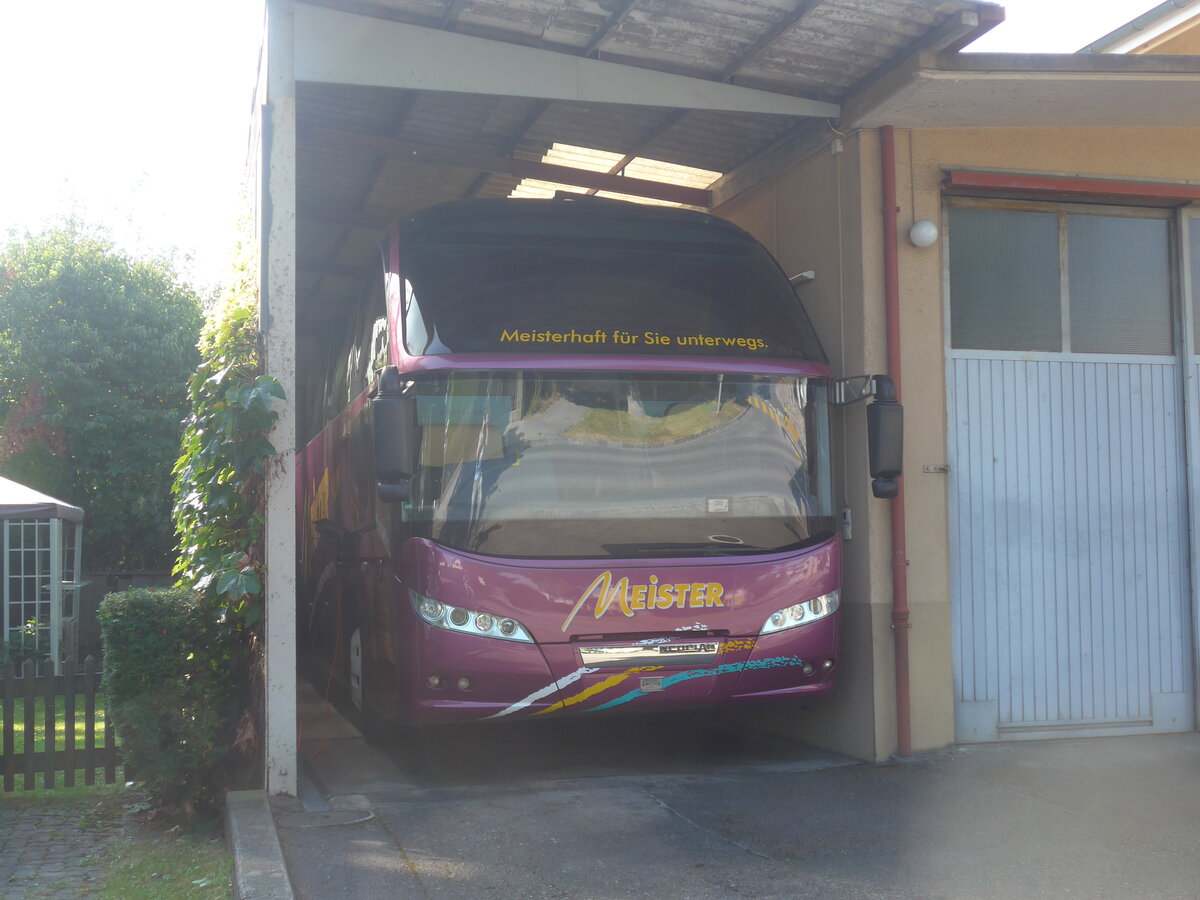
[947,200,1196,741]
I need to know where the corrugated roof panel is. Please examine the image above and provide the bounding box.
[640,111,796,173]
[623,158,719,189]
[821,0,942,35]
[296,269,323,299]
[298,143,379,210]
[539,0,627,50]
[297,83,409,134]
[589,0,804,78]
[735,1,945,93]
[475,172,525,198]
[541,143,625,172]
[508,141,720,207]
[369,158,486,212]
[472,96,552,151]
[399,93,524,155]
[547,143,720,186]
[297,220,347,265]
[524,102,676,156]
[743,39,893,76]
[334,228,386,269]
[454,0,584,44]
[508,179,589,200]
[737,50,889,98]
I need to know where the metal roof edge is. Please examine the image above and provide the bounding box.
[838,49,1200,131]
[930,50,1200,73]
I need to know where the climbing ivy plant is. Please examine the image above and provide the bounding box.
[172,232,283,629]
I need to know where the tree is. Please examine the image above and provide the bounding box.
[0,223,203,570]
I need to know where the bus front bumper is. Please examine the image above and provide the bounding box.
[407,615,838,722]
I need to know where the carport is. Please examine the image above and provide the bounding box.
[254,0,1007,794]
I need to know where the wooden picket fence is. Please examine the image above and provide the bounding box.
[0,655,122,791]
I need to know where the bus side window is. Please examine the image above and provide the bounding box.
[299,339,331,444]
[370,314,388,375]
[326,304,354,421]
[404,278,438,355]
[340,279,387,404]
[355,271,388,385]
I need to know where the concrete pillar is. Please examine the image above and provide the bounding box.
[261,0,297,796]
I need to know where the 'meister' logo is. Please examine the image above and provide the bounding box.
[561,571,726,631]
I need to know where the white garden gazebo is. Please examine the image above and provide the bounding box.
[0,476,84,674]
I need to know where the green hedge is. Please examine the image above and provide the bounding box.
[99,587,234,814]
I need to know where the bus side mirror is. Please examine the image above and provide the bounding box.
[867,395,903,500]
[373,371,417,502]
[832,374,904,500]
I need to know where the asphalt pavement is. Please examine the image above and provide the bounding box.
[247,684,1200,899]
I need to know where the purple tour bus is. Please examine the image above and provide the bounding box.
[297,196,901,728]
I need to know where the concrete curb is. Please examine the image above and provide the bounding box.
[226,790,295,900]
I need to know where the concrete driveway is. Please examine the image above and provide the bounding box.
[269,686,1200,899]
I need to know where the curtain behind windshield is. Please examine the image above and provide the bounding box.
[405,371,834,559]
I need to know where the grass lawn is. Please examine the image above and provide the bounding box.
[1,694,112,752]
[99,823,231,900]
[2,784,232,900]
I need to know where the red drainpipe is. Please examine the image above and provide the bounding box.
[880,125,912,757]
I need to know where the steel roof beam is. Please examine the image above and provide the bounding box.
[294,3,840,119]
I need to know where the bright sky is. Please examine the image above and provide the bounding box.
[963,0,1160,52]
[0,0,1161,293]
[0,1,265,292]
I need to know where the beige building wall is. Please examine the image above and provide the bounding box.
[1139,27,1200,53]
[716,125,1200,762]
[899,123,1200,741]
[718,132,901,763]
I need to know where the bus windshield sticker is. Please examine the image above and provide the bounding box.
[499,328,768,352]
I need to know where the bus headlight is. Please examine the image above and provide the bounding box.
[410,591,534,643]
[760,590,839,635]
[417,596,445,624]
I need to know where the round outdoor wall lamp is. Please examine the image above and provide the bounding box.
[908,220,939,248]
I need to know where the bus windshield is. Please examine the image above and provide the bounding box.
[404,370,835,559]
